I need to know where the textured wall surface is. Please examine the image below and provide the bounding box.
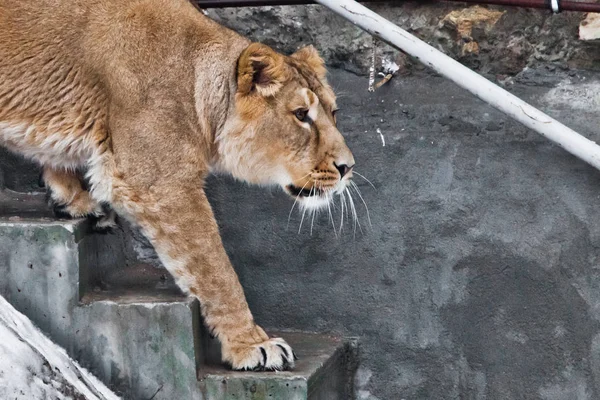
[206,5,600,398]
[3,2,600,399]
[207,3,600,76]
[205,68,600,400]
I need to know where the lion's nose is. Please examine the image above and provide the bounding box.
[334,162,354,179]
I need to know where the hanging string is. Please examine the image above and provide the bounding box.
[368,36,377,92]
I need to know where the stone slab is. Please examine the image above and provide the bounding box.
[73,297,202,400]
[200,332,358,400]
[0,213,86,348]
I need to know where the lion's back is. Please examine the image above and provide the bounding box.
[0,0,242,168]
[0,0,115,166]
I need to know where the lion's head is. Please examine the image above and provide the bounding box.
[217,43,354,210]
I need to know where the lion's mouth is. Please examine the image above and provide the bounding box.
[286,184,323,198]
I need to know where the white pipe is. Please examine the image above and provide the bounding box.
[315,0,600,172]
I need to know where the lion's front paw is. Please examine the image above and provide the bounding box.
[223,336,296,371]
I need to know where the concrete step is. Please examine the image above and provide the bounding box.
[0,191,119,348]
[0,192,358,399]
[75,292,202,399]
[200,332,358,400]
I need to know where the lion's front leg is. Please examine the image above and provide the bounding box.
[113,182,295,371]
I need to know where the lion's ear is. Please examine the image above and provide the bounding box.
[237,43,287,97]
[291,45,326,79]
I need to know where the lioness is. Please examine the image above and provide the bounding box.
[0,0,354,371]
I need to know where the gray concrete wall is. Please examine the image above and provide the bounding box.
[206,67,600,399]
[4,3,600,399]
[208,5,600,399]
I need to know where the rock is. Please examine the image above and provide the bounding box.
[580,13,600,41]
[441,6,505,55]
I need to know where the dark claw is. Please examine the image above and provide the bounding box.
[260,347,267,367]
[52,204,72,219]
[277,344,290,363]
[293,351,299,361]
[46,189,71,219]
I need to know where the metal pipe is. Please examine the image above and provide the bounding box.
[314,0,600,172]
[455,0,600,12]
[194,0,600,12]
[195,0,316,6]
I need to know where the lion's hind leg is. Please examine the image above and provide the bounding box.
[42,166,117,231]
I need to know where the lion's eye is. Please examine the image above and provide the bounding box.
[294,109,309,122]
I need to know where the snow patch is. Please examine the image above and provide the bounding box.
[543,80,600,112]
[0,295,120,400]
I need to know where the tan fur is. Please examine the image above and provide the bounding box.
[42,167,103,217]
[0,0,354,371]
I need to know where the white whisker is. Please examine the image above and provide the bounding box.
[346,187,362,237]
[298,205,308,234]
[326,189,337,238]
[343,188,350,222]
[339,190,345,235]
[310,183,319,236]
[350,181,372,227]
[297,172,312,181]
[287,180,310,229]
[352,171,376,190]
[298,185,314,234]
